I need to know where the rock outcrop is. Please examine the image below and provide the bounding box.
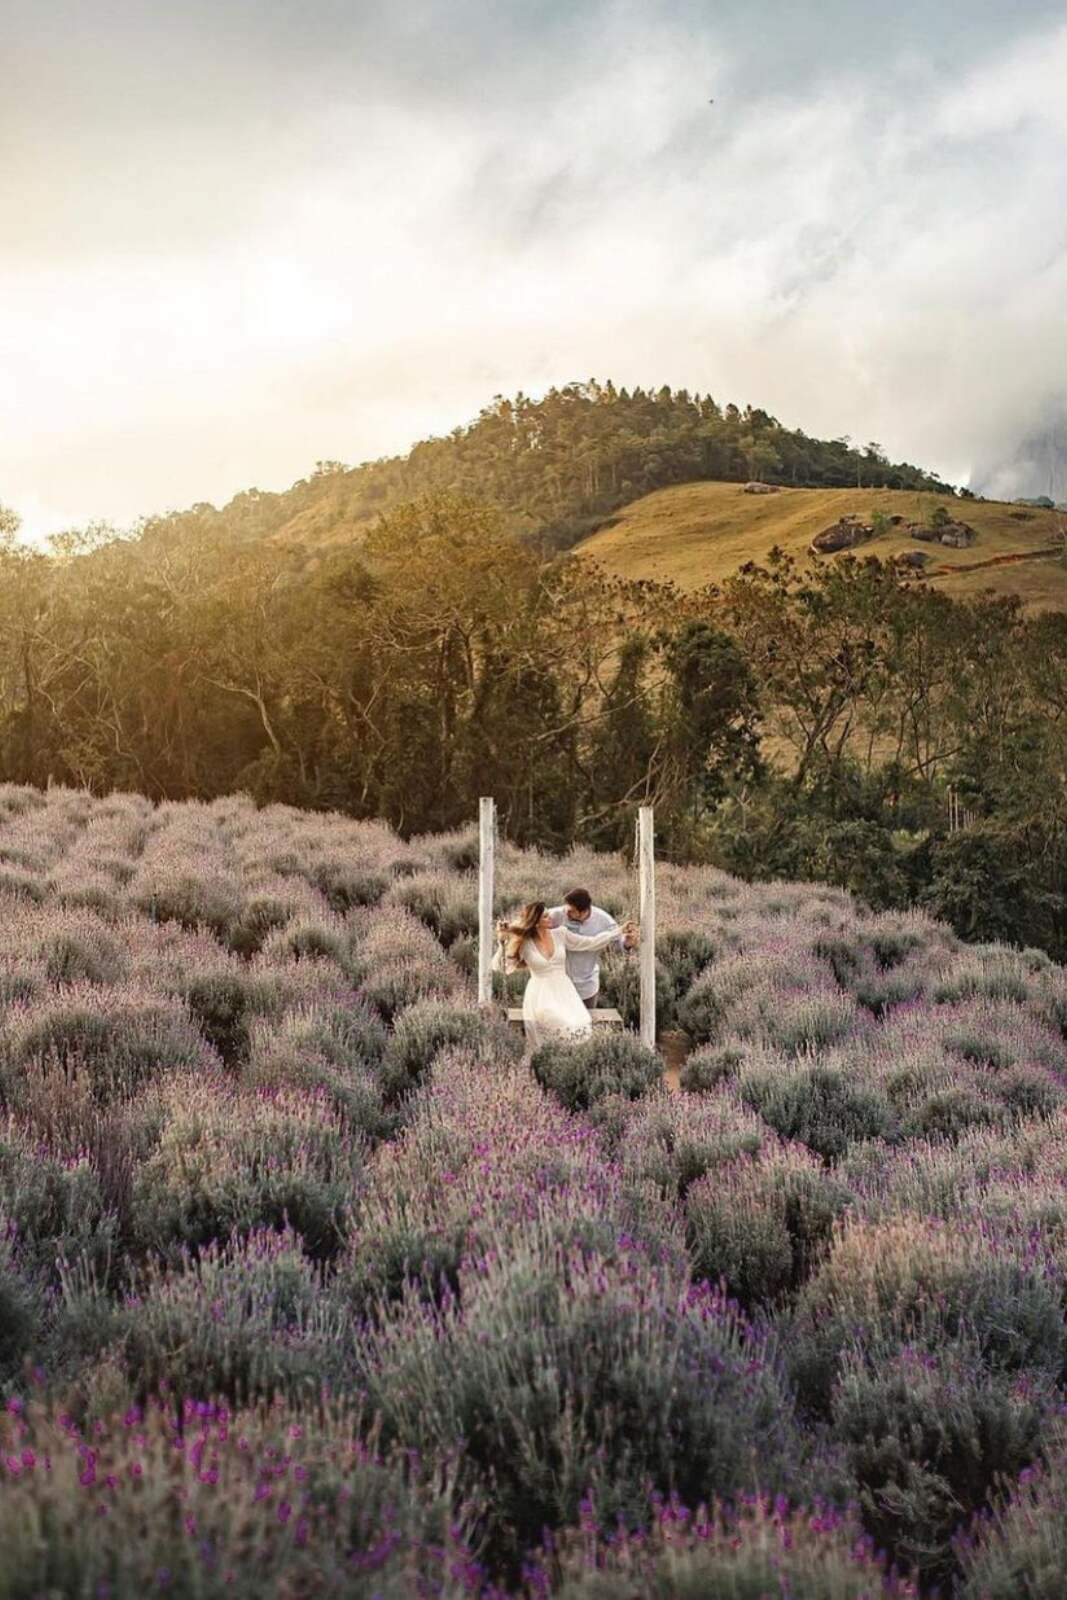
[810,515,873,554]
[809,510,977,559]
[742,481,780,494]
[910,520,976,548]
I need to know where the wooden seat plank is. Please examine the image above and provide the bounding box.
[506,1007,622,1026]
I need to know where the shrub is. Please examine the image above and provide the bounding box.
[392,873,479,947]
[658,928,717,991]
[350,908,460,1017]
[420,827,480,872]
[0,984,218,1105]
[361,1244,805,1573]
[133,867,244,937]
[675,965,740,1045]
[0,1220,40,1379]
[382,1002,516,1101]
[0,867,45,902]
[838,1337,1049,1587]
[532,1031,661,1112]
[549,1491,904,1600]
[38,920,127,986]
[343,1210,469,1316]
[131,1086,362,1261]
[831,1340,1049,1590]
[598,952,674,1031]
[182,968,257,1066]
[868,926,926,969]
[729,986,862,1054]
[243,1004,389,1137]
[740,1061,897,1159]
[0,1121,114,1280]
[0,961,42,1008]
[678,1042,745,1092]
[615,1090,764,1197]
[358,957,459,1024]
[224,889,299,956]
[0,1395,478,1600]
[789,1217,1067,1416]
[686,1141,851,1306]
[901,1084,1000,1141]
[259,913,359,977]
[308,858,388,912]
[243,953,354,1019]
[114,1228,348,1405]
[854,969,925,1015]
[959,1422,1067,1600]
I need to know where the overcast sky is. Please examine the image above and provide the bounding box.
[2,0,1066,540]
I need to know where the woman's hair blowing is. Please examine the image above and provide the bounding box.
[504,901,545,967]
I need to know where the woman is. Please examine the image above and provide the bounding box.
[494,900,639,1049]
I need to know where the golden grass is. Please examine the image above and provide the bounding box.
[576,482,1067,612]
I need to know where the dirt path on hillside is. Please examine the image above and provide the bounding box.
[929,544,1061,577]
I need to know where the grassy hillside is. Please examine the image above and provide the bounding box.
[4,784,1067,1592]
[578,481,1067,610]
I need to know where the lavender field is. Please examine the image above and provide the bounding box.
[3,785,1067,1596]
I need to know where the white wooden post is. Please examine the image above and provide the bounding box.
[638,805,656,1051]
[477,796,496,1005]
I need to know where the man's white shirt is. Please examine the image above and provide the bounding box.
[546,905,625,999]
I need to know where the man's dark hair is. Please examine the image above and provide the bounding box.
[563,888,592,914]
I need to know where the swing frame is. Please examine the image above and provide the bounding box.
[476,797,657,1050]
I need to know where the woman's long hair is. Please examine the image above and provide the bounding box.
[504,901,546,968]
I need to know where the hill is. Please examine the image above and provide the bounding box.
[577,481,1067,611]
[133,380,953,558]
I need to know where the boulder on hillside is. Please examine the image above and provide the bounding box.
[894,549,930,571]
[938,521,977,548]
[810,515,874,554]
[742,481,780,494]
[908,518,976,549]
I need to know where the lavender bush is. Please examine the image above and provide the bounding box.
[0,1394,481,1599]
[531,1032,661,1112]
[546,1491,915,1599]
[829,1340,1051,1589]
[360,1244,807,1573]
[958,1419,1067,1599]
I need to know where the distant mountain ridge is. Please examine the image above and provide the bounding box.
[138,380,955,557]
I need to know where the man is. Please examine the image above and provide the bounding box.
[548,887,638,1011]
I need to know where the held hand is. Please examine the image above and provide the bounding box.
[496,919,510,942]
[622,919,640,949]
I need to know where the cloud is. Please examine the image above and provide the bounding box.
[1,0,1065,539]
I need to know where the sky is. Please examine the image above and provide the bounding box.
[2,0,1067,541]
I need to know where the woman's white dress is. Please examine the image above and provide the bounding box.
[497,925,622,1049]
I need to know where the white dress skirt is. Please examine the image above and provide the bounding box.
[496,924,623,1049]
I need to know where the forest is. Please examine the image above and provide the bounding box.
[2,473,1067,959]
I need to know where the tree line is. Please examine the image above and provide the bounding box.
[2,489,1067,957]
[131,379,956,559]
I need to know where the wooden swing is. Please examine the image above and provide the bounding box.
[476,798,657,1050]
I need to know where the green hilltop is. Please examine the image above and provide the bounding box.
[136,379,954,556]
